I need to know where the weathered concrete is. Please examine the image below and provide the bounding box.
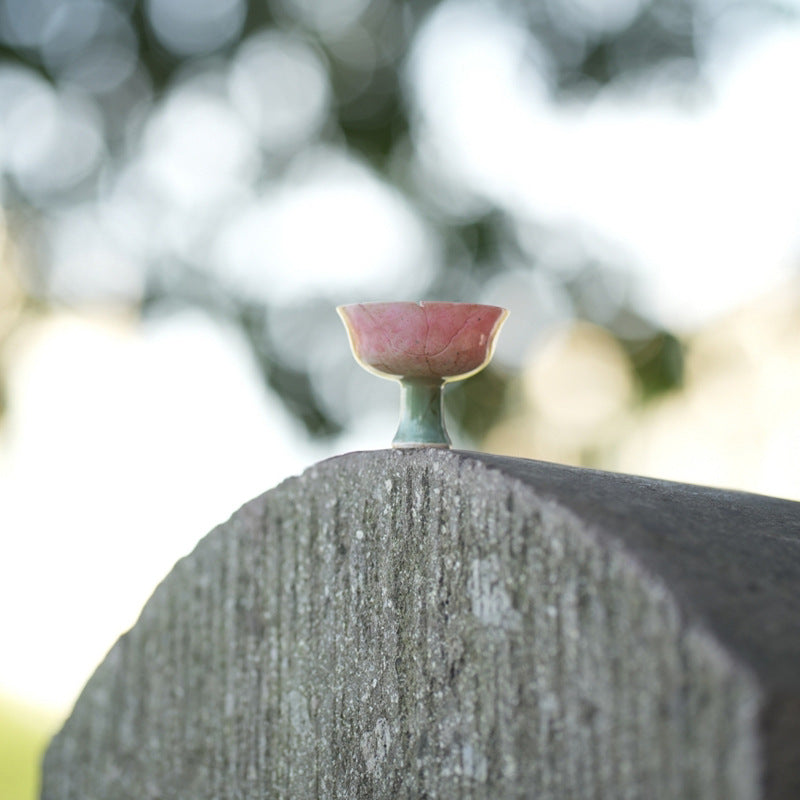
[41,450,800,798]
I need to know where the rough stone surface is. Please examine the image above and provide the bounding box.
[41,450,800,799]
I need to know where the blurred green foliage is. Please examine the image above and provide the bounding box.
[0,696,57,800]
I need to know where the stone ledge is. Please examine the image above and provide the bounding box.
[42,450,800,799]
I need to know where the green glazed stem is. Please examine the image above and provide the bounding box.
[393,377,451,449]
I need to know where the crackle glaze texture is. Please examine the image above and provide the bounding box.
[337,302,508,380]
[42,451,800,799]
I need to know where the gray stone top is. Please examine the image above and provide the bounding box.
[42,449,800,799]
[470,452,800,692]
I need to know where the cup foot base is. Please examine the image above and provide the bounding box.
[392,442,452,449]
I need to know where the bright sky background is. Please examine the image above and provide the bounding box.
[1,1,799,715]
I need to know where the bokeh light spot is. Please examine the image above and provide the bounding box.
[228,32,330,151]
[524,322,634,441]
[212,151,434,303]
[270,0,373,36]
[1,80,104,200]
[145,0,246,56]
[41,2,138,93]
[141,84,257,208]
[0,0,60,47]
[546,0,643,37]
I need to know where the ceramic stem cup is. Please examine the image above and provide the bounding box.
[337,301,509,448]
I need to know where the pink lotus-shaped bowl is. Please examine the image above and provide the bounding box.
[337,301,508,381]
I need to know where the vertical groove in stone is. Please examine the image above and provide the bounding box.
[41,450,772,799]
